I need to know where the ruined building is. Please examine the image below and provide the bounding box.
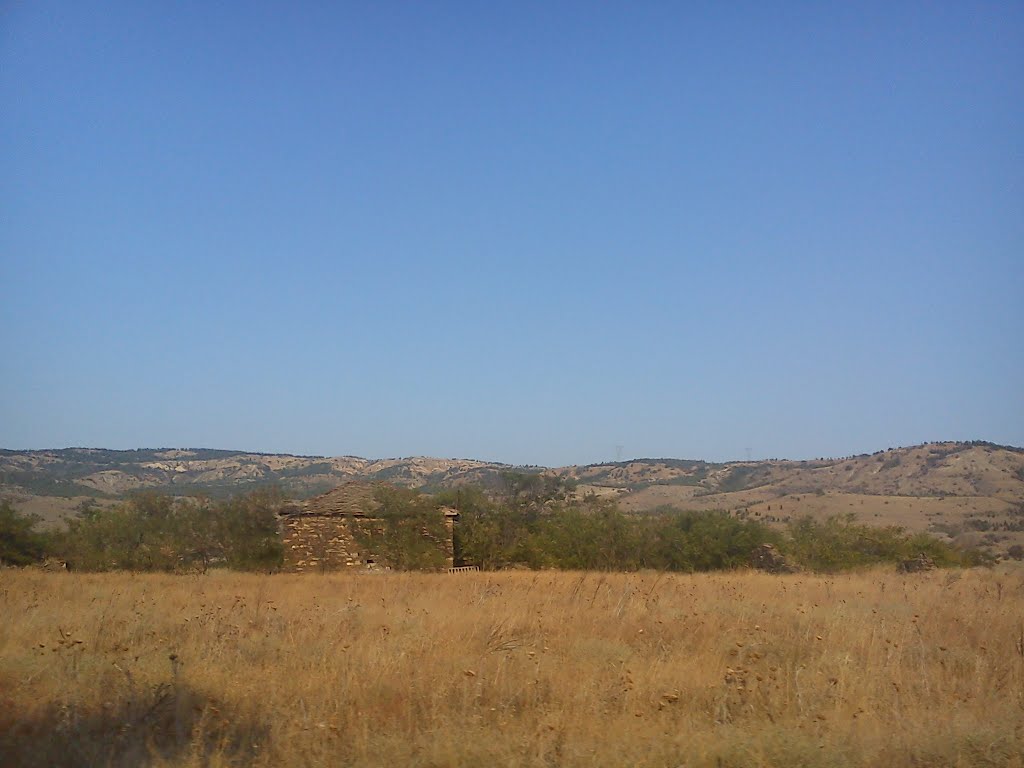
[278,481,458,572]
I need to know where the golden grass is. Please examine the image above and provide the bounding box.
[2,567,1023,767]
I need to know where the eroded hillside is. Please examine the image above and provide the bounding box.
[2,442,1022,556]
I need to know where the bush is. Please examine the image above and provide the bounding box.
[452,495,779,573]
[0,501,48,566]
[641,510,780,572]
[32,482,997,575]
[350,486,452,571]
[784,514,990,572]
[58,489,284,572]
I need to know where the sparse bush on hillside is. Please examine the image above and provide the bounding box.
[929,521,963,538]
[717,465,770,493]
[499,471,577,507]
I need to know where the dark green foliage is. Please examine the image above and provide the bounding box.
[60,495,175,571]
[784,514,992,572]
[641,510,782,572]
[349,486,451,570]
[442,489,524,570]
[449,480,986,573]
[450,486,780,572]
[0,501,48,565]
[27,476,993,574]
[536,505,642,570]
[58,489,284,572]
[213,488,285,569]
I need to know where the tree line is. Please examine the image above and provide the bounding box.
[438,480,990,572]
[0,489,282,571]
[0,475,992,573]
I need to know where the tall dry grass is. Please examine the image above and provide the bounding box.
[1,566,1022,767]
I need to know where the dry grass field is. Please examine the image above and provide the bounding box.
[2,567,1023,768]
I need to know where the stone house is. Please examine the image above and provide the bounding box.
[278,481,458,572]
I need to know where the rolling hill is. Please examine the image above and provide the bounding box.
[2,441,1022,557]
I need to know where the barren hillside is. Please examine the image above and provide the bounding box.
[2,442,1022,556]
[0,448,506,500]
[559,443,1024,556]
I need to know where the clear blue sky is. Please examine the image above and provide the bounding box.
[2,2,1021,466]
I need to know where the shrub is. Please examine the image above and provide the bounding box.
[0,501,48,566]
[57,490,284,572]
[784,514,991,571]
[349,486,451,571]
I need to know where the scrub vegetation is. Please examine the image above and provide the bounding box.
[0,476,989,574]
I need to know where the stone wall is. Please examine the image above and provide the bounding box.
[435,516,457,567]
[280,514,456,572]
[281,515,382,572]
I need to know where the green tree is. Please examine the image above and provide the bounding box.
[640,509,778,572]
[0,501,47,566]
[351,486,451,571]
[58,489,284,572]
[784,514,990,571]
[214,487,284,570]
[60,501,129,572]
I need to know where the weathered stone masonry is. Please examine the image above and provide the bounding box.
[278,482,457,573]
[280,514,386,572]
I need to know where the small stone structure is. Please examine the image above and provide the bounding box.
[278,482,457,572]
[749,543,798,574]
[897,553,936,573]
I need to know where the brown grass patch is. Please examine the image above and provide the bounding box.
[1,567,1022,766]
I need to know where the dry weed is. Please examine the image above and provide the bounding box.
[1,566,1022,767]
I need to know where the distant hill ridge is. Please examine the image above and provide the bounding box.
[1,440,1021,501]
[0,447,506,499]
[4,441,1024,558]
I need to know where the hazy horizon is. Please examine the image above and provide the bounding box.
[3,3,1021,467]
[2,438,1020,469]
